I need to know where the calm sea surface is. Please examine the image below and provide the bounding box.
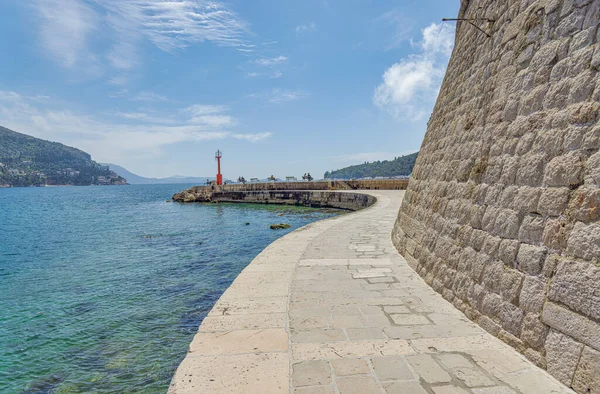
[0,184,339,393]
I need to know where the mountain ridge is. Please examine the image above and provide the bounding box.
[103,163,212,185]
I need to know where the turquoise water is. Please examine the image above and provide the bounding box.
[0,185,339,393]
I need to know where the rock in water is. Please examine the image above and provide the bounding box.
[270,223,291,230]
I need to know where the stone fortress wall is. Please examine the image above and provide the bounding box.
[393,0,600,392]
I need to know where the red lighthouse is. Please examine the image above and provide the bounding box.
[215,149,223,185]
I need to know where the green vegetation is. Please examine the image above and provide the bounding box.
[324,152,418,179]
[0,126,126,187]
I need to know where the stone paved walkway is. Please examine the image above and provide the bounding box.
[169,191,573,394]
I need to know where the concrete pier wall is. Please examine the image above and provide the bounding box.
[211,190,377,211]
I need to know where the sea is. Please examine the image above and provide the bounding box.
[0,184,340,393]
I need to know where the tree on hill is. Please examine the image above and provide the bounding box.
[324,152,418,179]
[0,126,126,187]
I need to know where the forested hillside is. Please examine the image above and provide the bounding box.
[324,152,418,179]
[0,126,126,187]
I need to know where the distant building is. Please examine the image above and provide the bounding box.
[250,178,260,183]
[286,176,297,181]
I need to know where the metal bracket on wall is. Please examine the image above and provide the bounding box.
[442,18,495,38]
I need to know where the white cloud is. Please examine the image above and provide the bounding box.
[132,91,169,102]
[296,22,317,34]
[35,0,99,70]
[107,76,130,86]
[101,0,249,52]
[246,71,283,79]
[420,23,455,57]
[248,89,307,104]
[33,0,249,78]
[246,55,288,79]
[270,89,306,103]
[254,56,289,67]
[373,56,444,120]
[376,10,414,50]
[374,22,455,121]
[183,104,228,116]
[0,91,272,165]
[232,132,272,142]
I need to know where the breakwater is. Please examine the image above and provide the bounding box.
[393,0,600,392]
[172,179,408,209]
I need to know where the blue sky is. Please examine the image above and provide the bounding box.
[0,0,459,179]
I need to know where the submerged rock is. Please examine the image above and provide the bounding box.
[270,223,291,230]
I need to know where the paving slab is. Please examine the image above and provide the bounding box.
[169,191,574,394]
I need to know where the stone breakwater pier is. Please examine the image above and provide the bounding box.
[172,179,409,205]
[169,191,572,394]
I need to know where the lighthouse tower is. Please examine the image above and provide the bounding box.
[215,150,223,185]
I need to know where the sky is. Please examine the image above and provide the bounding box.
[0,0,459,179]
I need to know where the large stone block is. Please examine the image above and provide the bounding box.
[516,244,547,275]
[498,301,525,336]
[481,292,503,318]
[542,302,600,351]
[568,185,600,223]
[514,186,542,214]
[518,214,545,244]
[549,260,600,321]
[516,154,545,186]
[499,269,524,305]
[544,152,585,187]
[521,313,549,350]
[566,222,600,261]
[493,209,521,239]
[545,330,584,387]
[498,238,520,266]
[537,187,571,216]
[572,346,600,394]
[588,151,600,186]
[519,275,546,313]
[542,218,572,250]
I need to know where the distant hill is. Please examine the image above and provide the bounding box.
[0,126,126,187]
[104,163,212,185]
[324,152,419,179]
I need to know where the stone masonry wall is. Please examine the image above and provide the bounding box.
[392,0,600,392]
[212,190,377,211]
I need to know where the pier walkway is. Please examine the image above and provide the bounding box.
[169,191,572,394]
